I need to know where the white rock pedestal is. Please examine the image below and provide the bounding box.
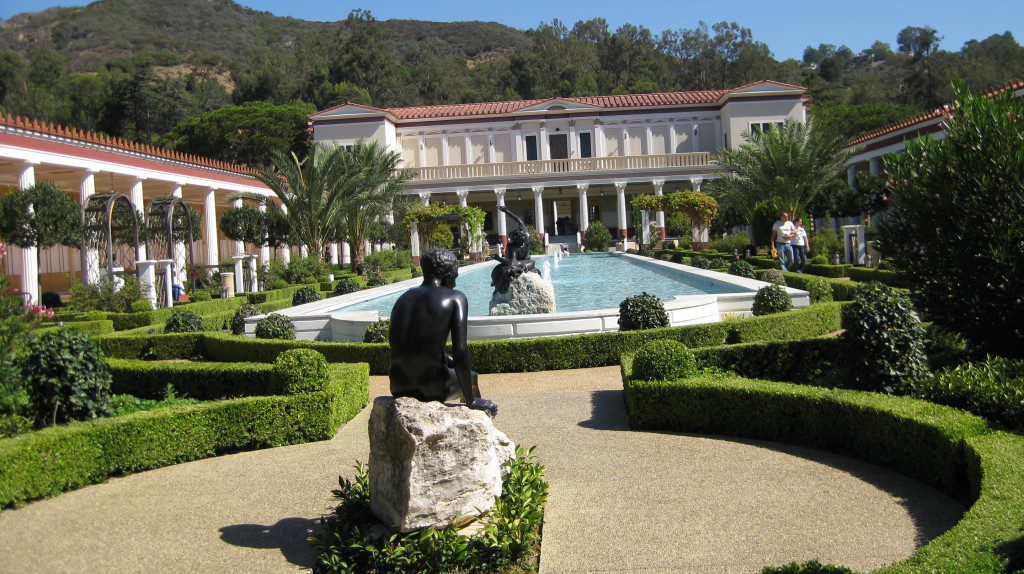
[489,271,556,315]
[368,397,516,532]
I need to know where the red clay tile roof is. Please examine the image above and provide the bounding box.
[315,80,807,121]
[0,112,258,177]
[847,77,1024,147]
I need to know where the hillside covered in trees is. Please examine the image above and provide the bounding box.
[2,0,1023,164]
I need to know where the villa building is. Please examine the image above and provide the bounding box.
[310,80,809,251]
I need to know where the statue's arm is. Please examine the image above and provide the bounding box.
[449,292,477,403]
[500,205,526,231]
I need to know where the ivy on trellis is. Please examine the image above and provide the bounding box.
[631,190,719,248]
[404,204,487,253]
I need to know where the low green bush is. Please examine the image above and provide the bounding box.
[230,304,260,336]
[107,359,278,399]
[292,286,322,306]
[246,285,306,305]
[96,332,205,360]
[761,561,855,574]
[365,273,387,287]
[691,337,850,388]
[0,363,369,508]
[314,447,546,574]
[363,319,389,343]
[801,276,834,304]
[763,268,786,286]
[848,267,909,288]
[806,264,851,278]
[842,282,928,394]
[35,319,114,338]
[130,300,153,313]
[583,221,613,252]
[274,349,329,395]
[164,309,204,333]
[914,357,1024,431]
[332,277,361,296]
[109,311,153,331]
[620,367,1024,574]
[751,285,792,316]
[618,293,669,331]
[689,255,712,269]
[727,259,756,279]
[190,290,212,302]
[21,330,112,426]
[630,340,697,381]
[255,313,296,340]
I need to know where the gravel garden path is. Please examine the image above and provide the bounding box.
[0,366,964,573]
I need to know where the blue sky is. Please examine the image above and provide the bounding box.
[3,0,1022,61]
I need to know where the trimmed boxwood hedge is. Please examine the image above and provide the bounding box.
[107,359,280,399]
[756,269,862,301]
[0,363,368,508]
[97,332,206,360]
[848,267,910,288]
[35,319,115,338]
[195,302,845,374]
[806,263,852,278]
[620,365,1024,573]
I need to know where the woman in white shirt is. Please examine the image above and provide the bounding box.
[791,218,810,272]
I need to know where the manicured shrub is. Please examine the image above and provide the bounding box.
[333,277,361,296]
[802,276,834,304]
[366,273,387,287]
[314,447,546,573]
[274,348,330,394]
[129,300,152,312]
[618,292,669,331]
[292,286,322,306]
[283,257,332,284]
[230,304,260,336]
[689,255,712,269]
[254,313,296,340]
[21,329,112,425]
[190,290,212,302]
[805,263,850,278]
[752,285,792,316]
[630,340,697,381]
[841,282,928,394]
[809,255,828,265]
[727,259,756,279]
[164,309,204,333]
[362,319,390,343]
[914,356,1024,431]
[763,268,786,286]
[583,222,613,252]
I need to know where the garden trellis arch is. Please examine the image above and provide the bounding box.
[145,197,197,304]
[81,192,140,281]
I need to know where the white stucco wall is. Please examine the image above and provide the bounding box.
[720,99,804,149]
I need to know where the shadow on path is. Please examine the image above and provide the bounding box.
[577,389,630,431]
[219,517,320,568]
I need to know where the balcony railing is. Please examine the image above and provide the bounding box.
[407,152,713,182]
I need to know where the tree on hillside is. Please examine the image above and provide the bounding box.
[164,101,313,166]
[710,120,848,228]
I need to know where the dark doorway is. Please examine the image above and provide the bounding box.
[549,134,569,159]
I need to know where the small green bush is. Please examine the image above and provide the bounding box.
[333,277,361,296]
[914,356,1024,431]
[230,304,260,336]
[763,268,787,286]
[689,255,712,269]
[190,290,212,302]
[292,286,322,306]
[752,285,792,316]
[129,300,152,312]
[803,276,834,304]
[274,348,330,394]
[164,309,204,333]
[362,319,390,343]
[727,259,756,279]
[366,273,387,287]
[583,222,613,252]
[630,340,697,381]
[254,313,296,340]
[809,255,828,265]
[842,282,928,394]
[283,257,332,284]
[618,292,669,331]
[21,330,112,426]
[761,561,855,574]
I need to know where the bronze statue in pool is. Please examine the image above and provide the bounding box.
[388,249,498,418]
[490,206,537,295]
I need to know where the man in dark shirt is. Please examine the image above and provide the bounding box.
[388,249,497,417]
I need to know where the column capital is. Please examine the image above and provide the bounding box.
[455,189,469,199]
[691,177,704,191]
[531,185,545,197]
[614,181,628,193]
[418,191,431,204]
[131,175,147,184]
[82,167,100,176]
[652,179,665,194]
[576,183,589,194]
[494,188,506,198]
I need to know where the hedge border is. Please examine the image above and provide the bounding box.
[0,363,368,508]
[620,364,1024,573]
[36,319,115,338]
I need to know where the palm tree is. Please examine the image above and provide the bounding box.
[254,143,350,259]
[711,119,848,225]
[334,140,414,270]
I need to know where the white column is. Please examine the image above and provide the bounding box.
[669,120,678,154]
[329,243,339,265]
[551,199,559,236]
[653,179,666,239]
[615,181,628,240]
[170,184,187,289]
[692,123,702,153]
[456,190,469,207]
[441,132,451,166]
[691,177,703,193]
[644,122,654,155]
[342,242,352,265]
[532,185,546,241]
[486,132,496,164]
[80,169,100,285]
[257,202,271,266]
[539,122,549,160]
[869,157,882,177]
[203,188,219,270]
[690,178,707,245]
[577,184,590,233]
[620,127,629,157]
[568,122,577,158]
[463,132,473,164]
[279,204,290,265]
[595,122,606,157]
[494,188,507,241]
[417,133,427,168]
[229,198,245,294]
[512,127,523,162]
[847,165,857,188]
[130,177,154,295]
[300,245,309,258]
[17,161,39,303]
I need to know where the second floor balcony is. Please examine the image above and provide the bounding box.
[406,151,715,182]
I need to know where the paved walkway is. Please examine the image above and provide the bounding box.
[0,367,964,573]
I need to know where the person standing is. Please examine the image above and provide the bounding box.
[791,217,811,272]
[771,212,795,272]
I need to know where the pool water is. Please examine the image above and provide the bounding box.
[335,253,753,317]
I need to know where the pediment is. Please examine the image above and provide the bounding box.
[514,99,601,113]
[309,104,389,121]
[727,81,804,96]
